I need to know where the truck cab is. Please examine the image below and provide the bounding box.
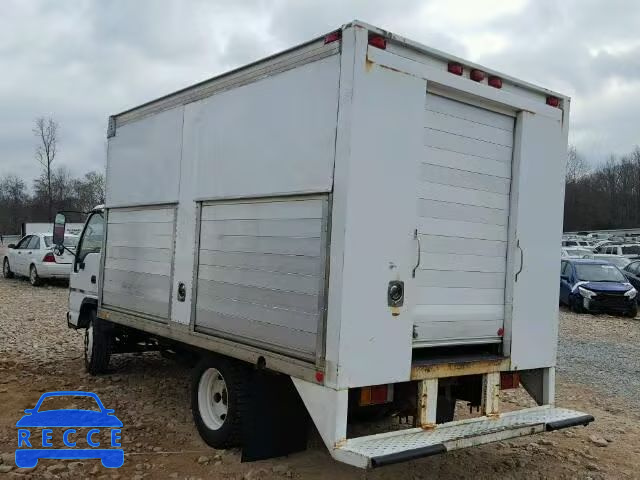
[64,206,104,330]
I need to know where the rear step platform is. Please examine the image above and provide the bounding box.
[334,406,593,468]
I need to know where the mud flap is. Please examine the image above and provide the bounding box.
[241,370,310,462]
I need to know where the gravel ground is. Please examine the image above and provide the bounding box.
[558,309,640,407]
[1,276,640,479]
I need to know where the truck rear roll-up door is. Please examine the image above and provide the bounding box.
[413,94,514,347]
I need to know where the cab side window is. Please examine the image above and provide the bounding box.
[561,262,571,277]
[77,213,105,263]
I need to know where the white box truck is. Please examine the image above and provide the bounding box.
[55,20,592,468]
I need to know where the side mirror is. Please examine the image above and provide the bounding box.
[561,275,569,282]
[53,213,66,247]
[7,244,15,249]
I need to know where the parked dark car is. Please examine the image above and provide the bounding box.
[622,261,640,291]
[560,259,638,317]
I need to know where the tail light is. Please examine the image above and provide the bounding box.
[368,35,387,50]
[324,30,342,44]
[447,62,463,76]
[500,372,520,390]
[359,384,394,406]
[470,69,485,82]
[488,76,502,88]
[546,96,560,107]
[43,252,56,263]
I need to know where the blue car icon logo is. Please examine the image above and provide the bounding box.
[15,391,123,468]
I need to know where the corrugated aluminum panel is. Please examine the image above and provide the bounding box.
[194,196,329,360]
[414,93,514,346]
[102,207,176,320]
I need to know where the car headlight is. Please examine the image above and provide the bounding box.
[578,286,596,299]
[625,288,637,299]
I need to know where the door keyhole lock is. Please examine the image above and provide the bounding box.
[388,280,404,316]
[177,282,186,302]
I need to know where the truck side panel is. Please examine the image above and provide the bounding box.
[170,54,341,327]
[194,196,329,360]
[102,206,176,320]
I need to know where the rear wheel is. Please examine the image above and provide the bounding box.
[29,265,42,286]
[191,356,249,448]
[84,310,112,374]
[2,258,13,279]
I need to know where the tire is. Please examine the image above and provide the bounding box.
[191,356,250,449]
[84,310,112,375]
[570,295,584,314]
[2,258,13,279]
[626,305,638,318]
[436,395,456,424]
[29,265,42,286]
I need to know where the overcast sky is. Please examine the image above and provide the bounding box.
[1,0,638,185]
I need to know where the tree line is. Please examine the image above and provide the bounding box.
[564,146,640,232]
[0,116,104,234]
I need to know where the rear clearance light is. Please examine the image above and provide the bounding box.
[368,35,387,50]
[470,69,485,82]
[324,30,342,44]
[43,253,56,263]
[447,62,463,76]
[488,76,502,88]
[359,384,394,406]
[500,372,520,390]
[546,96,560,107]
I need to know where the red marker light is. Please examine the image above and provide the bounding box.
[315,371,324,383]
[488,76,502,88]
[447,62,463,76]
[497,327,504,337]
[470,69,485,82]
[546,96,560,107]
[368,35,387,49]
[324,30,342,44]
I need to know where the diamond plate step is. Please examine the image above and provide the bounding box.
[334,406,593,468]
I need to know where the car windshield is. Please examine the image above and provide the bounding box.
[621,245,640,254]
[575,264,627,283]
[44,235,78,248]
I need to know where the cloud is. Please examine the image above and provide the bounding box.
[0,0,637,186]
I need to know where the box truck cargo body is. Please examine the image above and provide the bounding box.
[65,21,592,468]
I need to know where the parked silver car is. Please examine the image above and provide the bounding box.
[2,233,78,285]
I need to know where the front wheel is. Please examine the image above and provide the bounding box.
[29,265,42,286]
[626,305,638,318]
[84,310,112,375]
[191,356,250,449]
[571,295,585,314]
[2,258,13,279]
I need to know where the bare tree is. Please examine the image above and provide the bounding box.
[33,117,59,221]
[566,145,589,183]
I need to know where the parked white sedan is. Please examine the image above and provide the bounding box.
[2,233,78,285]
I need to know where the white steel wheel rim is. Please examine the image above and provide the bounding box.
[85,322,94,359]
[198,368,229,431]
[30,267,36,283]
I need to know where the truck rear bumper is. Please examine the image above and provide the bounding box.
[333,406,593,468]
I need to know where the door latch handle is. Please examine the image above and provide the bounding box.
[91,275,96,284]
[412,229,421,278]
[515,239,524,282]
[177,282,186,302]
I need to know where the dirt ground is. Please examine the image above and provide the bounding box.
[1,276,639,479]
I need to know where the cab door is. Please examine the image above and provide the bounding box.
[559,261,573,305]
[12,235,33,276]
[68,212,104,327]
